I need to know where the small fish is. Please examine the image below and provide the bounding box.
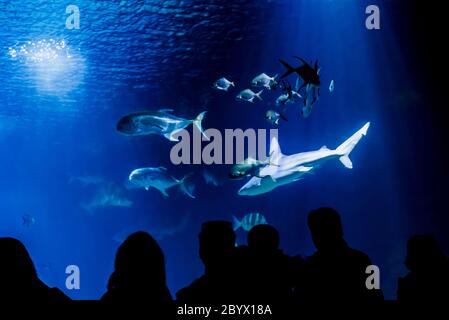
[301,84,319,118]
[22,214,36,227]
[251,73,278,90]
[232,213,268,231]
[265,110,288,125]
[113,214,190,243]
[329,80,335,93]
[129,167,195,198]
[276,80,302,107]
[69,175,107,186]
[236,89,263,103]
[80,184,133,214]
[275,91,301,107]
[229,156,275,180]
[203,169,221,187]
[213,77,235,92]
[117,109,208,142]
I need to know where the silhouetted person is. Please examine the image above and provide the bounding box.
[296,208,383,303]
[247,225,303,303]
[101,232,173,310]
[176,221,240,303]
[397,234,449,302]
[0,237,69,303]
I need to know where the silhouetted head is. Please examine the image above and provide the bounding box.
[0,237,38,290]
[247,224,280,252]
[405,234,446,272]
[307,207,344,250]
[199,221,236,270]
[108,231,166,291]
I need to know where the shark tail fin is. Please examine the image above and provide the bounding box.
[279,60,296,78]
[193,111,208,140]
[178,173,195,198]
[255,90,263,101]
[232,215,241,231]
[336,122,370,169]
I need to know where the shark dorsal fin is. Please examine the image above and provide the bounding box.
[320,145,329,151]
[269,137,283,164]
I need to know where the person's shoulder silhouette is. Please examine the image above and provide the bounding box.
[0,237,70,303]
[246,224,301,303]
[397,234,449,302]
[101,231,173,309]
[298,207,383,303]
[176,221,238,303]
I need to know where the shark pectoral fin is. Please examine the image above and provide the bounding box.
[339,155,353,169]
[159,189,169,197]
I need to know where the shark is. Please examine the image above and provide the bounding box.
[238,122,370,196]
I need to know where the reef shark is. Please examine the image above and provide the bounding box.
[238,122,370,196]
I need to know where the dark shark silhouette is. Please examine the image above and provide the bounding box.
[279,56,321,91]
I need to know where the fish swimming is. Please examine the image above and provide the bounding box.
[203,169,221,187]
[251,73,278,90]
[329,79,335,93]
[22,214,36,227]
[275,92,301,107]
[276,80,302,107]
[113,214,190,243]
[279,56,321,91]
[81,184,133,214]
[238,122,370,196]
[213,77,235,92]
[69,175,107,186]
[129,167,195,198]
[232,213,268,231]
[229,155,275,180]
[301,84,319,118]
[265,110,288,125]
[117,109,208,142]
[236,89,263,103]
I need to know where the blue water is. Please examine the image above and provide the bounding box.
[1,0,447,300]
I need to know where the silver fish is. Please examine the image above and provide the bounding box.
[236,89,263,103]
[229,156,274,179]
[251,73,278,90]
[232,213,268,231]
[265,110,288,125]
[275,90,301,107]
[329,79,335,93]
[213,77,235,92]
[129,167,195,198]
[117,109,208,141]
